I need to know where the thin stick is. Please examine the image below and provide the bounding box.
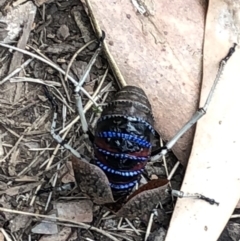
[10,77,61,87]
[0,58,33,85]
[0,228,13,241]
[0,42,98,106]
[28,44,70,103]
[0,207,119,241]
[167,161,180,181]
[45,163,61,211]
[125,218,140,235]
[65,39,96,82]
[144,211,154,241]
[59,68,108,135]
[230,214,240,219]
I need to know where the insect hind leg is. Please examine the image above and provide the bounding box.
[151,43,237,162]
[73,31,105,134]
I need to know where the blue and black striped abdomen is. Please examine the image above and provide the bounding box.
[94,86,154,196]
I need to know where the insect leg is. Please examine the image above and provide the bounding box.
[170,189,219,205]
[152,43,237,161]
[44,86,89,162]
[74,31,105,133]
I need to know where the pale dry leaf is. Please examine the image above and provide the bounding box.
[0,181,42,196]
[9,207,34,232]
[39,227,71,241]
[55,200,93,223]
[23,142,40,149]
[72,6,92,43]
[165,1,240,240]
[0,196,15,220]
[31,213,58,235]
[57,24,70,40]
[60,161,75,183]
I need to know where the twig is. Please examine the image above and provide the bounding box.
[59,74,71,103]
[65,39,96,81]
[125,218,141,235]
[0,207,119,241]
[0,135,24,162]
[0,58,33,85]
[167,161,180,181]
[17,141,54,176]
[27,44,71,103]
[10,77,61,87]
[144,211,154,241]
[0,42,98,106]
[45,163,61,211]
[230,214,240,219]
[59,68,109,135]
[0,228,13,241]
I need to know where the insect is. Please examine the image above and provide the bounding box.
[43,31,237,202]
[93,85,155,196]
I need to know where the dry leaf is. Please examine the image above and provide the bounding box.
[0,182,42,196]
[71,156,114,204]
[116,181,169,221]
[9,207,34,232]
[31,213,58,234]
[165,1,240,240]
[60,161,75,183]
[39,227,71,241]
[126,179,168,202]
[55,200,93,223]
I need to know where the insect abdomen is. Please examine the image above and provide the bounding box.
[94,86,154,196]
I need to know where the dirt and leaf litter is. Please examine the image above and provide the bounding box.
[0,1,239,241]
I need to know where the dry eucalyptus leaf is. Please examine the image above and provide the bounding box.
[71,156,114,204]
[56,24,70,40]
[9,207,34,232]
[80,0,207,165]
[126,179,169,202]
[116,181,169,221]
[39,227,71,241]
[60,161,75,183]
[0,182,42,196]
[227,222,240,241]
[55,200,93,223]
[165,1,240,240]
[31,213,58,235]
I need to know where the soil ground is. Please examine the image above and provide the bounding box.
[0,1,239,240]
